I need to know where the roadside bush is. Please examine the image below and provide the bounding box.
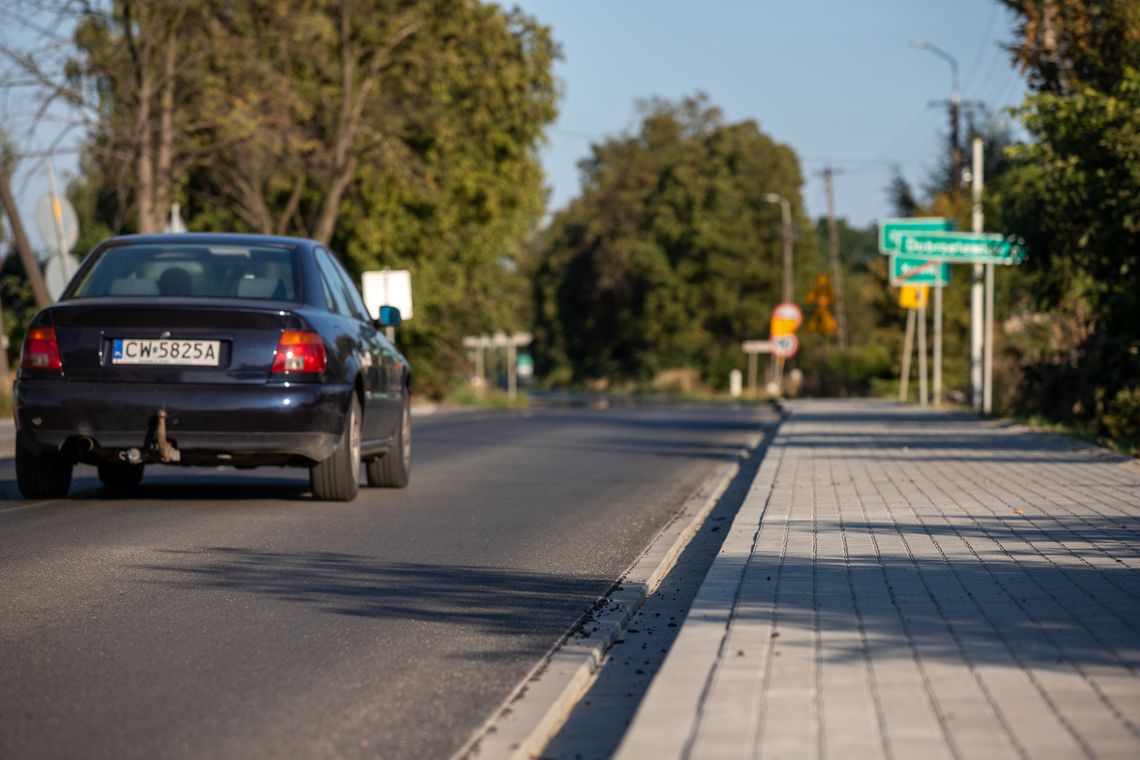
[1097,386,1140,445]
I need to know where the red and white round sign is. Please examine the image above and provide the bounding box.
[770,302,804,337]
[772,302,803,325]
[770,333,799,359]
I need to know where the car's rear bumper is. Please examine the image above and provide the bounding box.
[14,379,349,464]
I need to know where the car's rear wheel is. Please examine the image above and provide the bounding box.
[15,433,73,499]
[366,399,411,488]
[310,395,361,501]
[98,462,145,492]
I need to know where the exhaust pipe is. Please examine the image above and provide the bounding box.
[76,437,95,454]
[118,448,143,464]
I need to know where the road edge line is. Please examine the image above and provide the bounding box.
[451,427,769,760]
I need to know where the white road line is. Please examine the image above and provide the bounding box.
[0,500,63,516]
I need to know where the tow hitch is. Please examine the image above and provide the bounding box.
[116,409,181,464]
[154,408,181,463]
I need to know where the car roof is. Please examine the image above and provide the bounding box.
[102,233,318,249]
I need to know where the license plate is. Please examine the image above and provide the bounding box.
[112,338,221,366]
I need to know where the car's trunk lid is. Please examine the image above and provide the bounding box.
[49,300,292,384]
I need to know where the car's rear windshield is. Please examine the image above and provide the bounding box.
[68,243,300,301]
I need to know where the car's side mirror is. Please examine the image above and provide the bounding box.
[377,305,402,328]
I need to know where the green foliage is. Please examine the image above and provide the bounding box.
[976,2,1140,446]
[64,0,558,397]
[533,95,816,386]
[998,66,1140,442]
[791,220,896,396]
[1000,0,1140,95]
[1,258,39,370]
[337,1,558,395]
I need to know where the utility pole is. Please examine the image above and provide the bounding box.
[913,39,981,406]
[821,166,847,347]
[912,40,981,192]
[970,137,984,412]
[949,93,961,187]
[979,135,995,414]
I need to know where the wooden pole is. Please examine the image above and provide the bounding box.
[917,305,928,407]
[900,308,915,402]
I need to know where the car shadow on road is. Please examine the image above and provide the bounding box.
[0,473,314,502]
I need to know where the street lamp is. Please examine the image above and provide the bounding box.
[762,192,793,303]
[912,39,961,179]
[912,39,959,95]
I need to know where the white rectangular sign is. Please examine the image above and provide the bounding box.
[362,270,413,321]
[742,340,771,354]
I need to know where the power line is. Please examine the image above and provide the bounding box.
[978,44,1016,104]
[963,4,1000,92]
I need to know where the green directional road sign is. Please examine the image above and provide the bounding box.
[896,231,1026,265]
[878,217,955,254]
[890,255,951,287]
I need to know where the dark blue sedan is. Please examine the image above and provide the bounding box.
[13,233,411,501]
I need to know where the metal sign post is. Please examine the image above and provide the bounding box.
[741,340,770,399]
[890,257,947,406]
[933,285,943,406]
[769,334,799,398]
[44,157,71,266]
[917,305,928,407]
[466,332,531,401]
[900,308,916,402]
[768,304,802,399]
[37,156,81,302]
[462,335,490,396]
[882,219,953,407]
[882,207,1025,411]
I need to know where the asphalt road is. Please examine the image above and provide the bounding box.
[0,402,775,760]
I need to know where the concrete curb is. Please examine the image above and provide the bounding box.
[452,431,767,760]
[613,418,787,759]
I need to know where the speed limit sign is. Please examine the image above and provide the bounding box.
[771,333,799,359]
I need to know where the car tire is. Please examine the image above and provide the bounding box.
[310,395,361,501]
[366,399,411,489]
[98,462,145,492]
[15,433,73,499]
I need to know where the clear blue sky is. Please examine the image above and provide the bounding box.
[511,0,1027,227]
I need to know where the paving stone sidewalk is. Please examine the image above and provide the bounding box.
[616,399,1140,760]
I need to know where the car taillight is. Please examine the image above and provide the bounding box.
[21,327,62,371]
[271,331,326,374]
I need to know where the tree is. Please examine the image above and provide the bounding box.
[1001,0,1140,95]
[39,0,557,396]
[533,95,815,387]
[997,0,1140,444]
